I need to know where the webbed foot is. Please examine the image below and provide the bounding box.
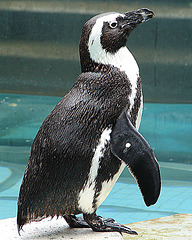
[83,213,138,235]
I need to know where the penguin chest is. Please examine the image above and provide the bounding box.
[107,46,143,129]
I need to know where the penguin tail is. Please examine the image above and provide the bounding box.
[17,196,53,234]
[17,208,27,235]
[17,197,34,234]
[17,202,48,234]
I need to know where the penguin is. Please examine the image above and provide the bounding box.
[17,8,161,235]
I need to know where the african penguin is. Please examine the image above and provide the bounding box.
[17,8,161,235]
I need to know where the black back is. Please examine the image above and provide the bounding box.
[17,65,135,229]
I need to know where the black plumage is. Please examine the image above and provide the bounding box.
[17,65,133,227]
[17,8,160,235]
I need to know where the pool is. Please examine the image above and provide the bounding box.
[0,93,192,224]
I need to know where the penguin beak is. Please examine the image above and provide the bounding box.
[135,8,155,23]
[122,8,155,30]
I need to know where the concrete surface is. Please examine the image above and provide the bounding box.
[0,216,123,240]
[124,214,192,240]
[1,214,191,240]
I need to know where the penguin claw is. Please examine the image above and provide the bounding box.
[103,222,138,235]
[83,213,138,235]
[98,217,115,223]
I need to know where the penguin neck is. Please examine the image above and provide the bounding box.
[79,42,142,130]
[80,45,141,114]
[81,45,139,82]
[94,46,139,80]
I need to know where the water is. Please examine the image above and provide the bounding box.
[0,93,192,223]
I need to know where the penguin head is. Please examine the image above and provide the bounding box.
[79,9,154,72]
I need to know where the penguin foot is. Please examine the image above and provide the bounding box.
[83,213,138,235]
[63,214,90,228]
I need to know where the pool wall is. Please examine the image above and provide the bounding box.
[0,1,191,103]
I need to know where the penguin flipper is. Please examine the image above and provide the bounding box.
[110,110,161,207]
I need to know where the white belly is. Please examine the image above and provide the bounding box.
[95,162,126,209]
[136,95,143,130]
[78,127,112,214]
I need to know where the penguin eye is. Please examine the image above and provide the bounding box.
[109,21,118,29]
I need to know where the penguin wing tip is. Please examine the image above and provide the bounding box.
[144,189,161,207]
[145,200,156,207]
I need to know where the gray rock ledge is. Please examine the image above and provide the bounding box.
[0,216,123,240]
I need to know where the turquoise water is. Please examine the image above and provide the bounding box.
[0,93,192,223]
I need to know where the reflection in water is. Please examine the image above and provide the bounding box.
[0,93,192,222]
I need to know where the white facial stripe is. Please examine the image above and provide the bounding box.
[88,14,140,115]
[78,127,112,213]
[88,13,124,64]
